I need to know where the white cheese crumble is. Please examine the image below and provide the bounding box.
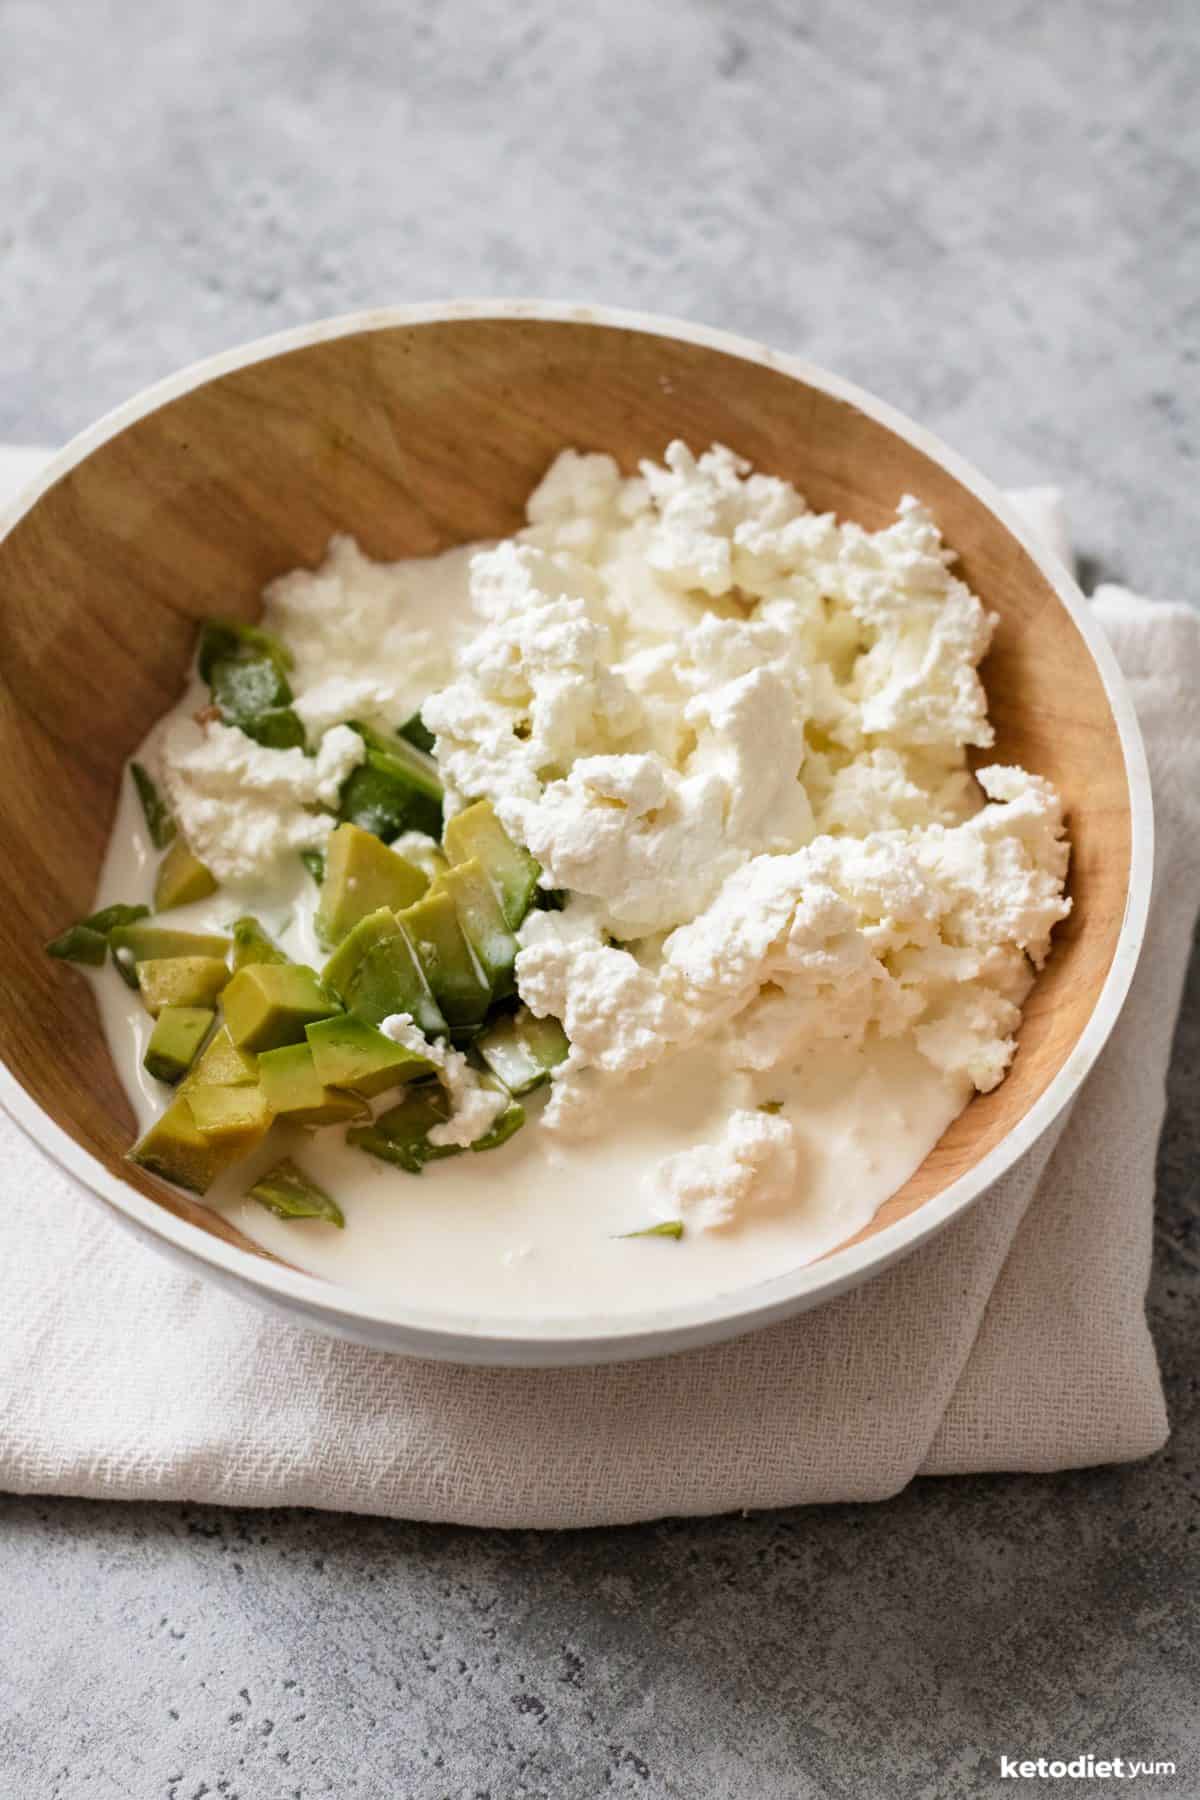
[378,1013,508,1148]
[161,719,364,882]
[654,1109,800,1232]
[263,534,474,735]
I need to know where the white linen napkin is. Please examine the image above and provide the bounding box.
[1,446,1194,1529]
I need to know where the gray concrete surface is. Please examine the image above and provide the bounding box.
[1,0,1197,1794]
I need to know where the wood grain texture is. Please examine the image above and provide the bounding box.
[0,317,1132,1272]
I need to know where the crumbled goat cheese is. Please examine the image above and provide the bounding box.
[379,1013,508,1148]
[264,534,472,735]
[654,1109,800,1232]
[161,719,364,882]
[421,541,642,819]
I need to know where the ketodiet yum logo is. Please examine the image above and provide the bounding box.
[999,1755,1177,1781]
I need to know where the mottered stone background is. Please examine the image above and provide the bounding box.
[1,1,1197,1795]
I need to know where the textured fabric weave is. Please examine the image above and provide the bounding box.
[0,450,1192,1528]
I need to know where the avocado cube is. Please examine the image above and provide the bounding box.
[221,962,340,1053]
[153,838,219,912]
[248,1157,345,1227]
[185,1081,274,1149]
[137,955,231,1017]
[316,822,428,946]
[306,1013,434,1096]
[433,856,517,999]
[143,1005,215,1083]
[346,1084,462,1174]
[337,723,444,842]
[321,907,446,1039]
[477,1006,570,1096]
[181,1024,259,1092]
[396,891,491,1032]
[129,1096,237,1194]
[110,922,231,962]
[231,915,289,970]
[442,800,540,929]
[256,1042,369,1126]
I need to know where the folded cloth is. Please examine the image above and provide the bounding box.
[0,448,1194,1529]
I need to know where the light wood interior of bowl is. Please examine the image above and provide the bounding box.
[0,317,1132,1275]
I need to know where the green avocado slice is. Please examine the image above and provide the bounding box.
[248,1158,345,1228]
[221,962,340,1053]
[142,1005,215,1083]
[442,799,540,929]
[316,822,428,946]
[306,1013,434,1096]
[256,1042,369,1126]
[396,891,491,1034]
[320,907,446,1040]
[476,1007,569,1096]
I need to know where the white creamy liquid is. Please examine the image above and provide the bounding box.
[92,556,973,1326]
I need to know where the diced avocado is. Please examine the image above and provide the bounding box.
[397,710,436,754]
[153,838,219,911]
[346,1083,462,1174]
[442,799,539,929]
[300,849,325,886]
[320,906,399,1002]
[45,901,152,968]
[143,1005,215,1083]
[130,762,176,849]
[433,857,517,999]
[396,891,491,1034]
[620,1220,684,1240]
[316,822,428,946]
[231,915,289,970]
[320,907,446,1039]
[338,722,443,842]
[137,956,231,1016]
[46,923,108,966]
[129,1096,235,1194]
[306,1012,433,1096]
[185,1081,273,1150]
[256,1043,369,1126]
[477,1006,569,1096]
[222,962,340,1053]
[180,1024,258,1092]
[110,922,231,962]
[248,1157,345,1228]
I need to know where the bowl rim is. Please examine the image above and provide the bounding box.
[0,298,1155,1367]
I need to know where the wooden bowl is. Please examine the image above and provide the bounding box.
[0,303,1152,1366]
